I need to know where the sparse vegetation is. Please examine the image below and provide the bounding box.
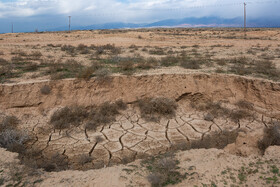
[191,100,254,123]
[258,122,280,154]
[143,153,186,187]
[0,116,29,154]
[40,85,51,95]
[137,97,177,121]
[50,106,88,129]
[86,100,127,131]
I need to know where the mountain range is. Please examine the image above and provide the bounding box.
[50,16,279,32]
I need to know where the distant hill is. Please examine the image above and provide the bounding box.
[50,16,280,32]
[51,16,244,31]
[2,16,279,33]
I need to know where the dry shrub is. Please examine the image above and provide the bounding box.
[0,116,29,154]
[143,154,185,187]
[137,97,178,121]
[0,129,29,153]
[258,122,280,154]
[0,58,8,65]
[29,51,42,60]
[0,116,19,131]
[119,60,134,72]
[160,56,180,67]
[94,68,111,82]
[61,44,75,54]
[78,154,93,165]
[236,100,254,110]
[11,50,27,57]
[48,60,83,80]
[191,100,253,122]
[50,106,88,130]
[76,66,95,80]
[40,85,51,95]
[229,59,280,80]
[0,64,13,81]
[149,48,166,55]
[191,130,240,150]
[86,100,127,131]
[40,152,69,172]
[137,58,158,70]
[229,109,253,123]
[180,58,201,69]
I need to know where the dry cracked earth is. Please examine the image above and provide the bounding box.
[2,97,275,171]
[1,73,280,187]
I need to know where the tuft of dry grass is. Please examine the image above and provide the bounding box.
[258,122,280,154]
[86,100,127,131]
[137,97,178,122]
[50,106,88,130]
[143,153,185,187]
[40,85,51,95]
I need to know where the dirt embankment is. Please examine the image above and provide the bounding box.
[1,73,280,114]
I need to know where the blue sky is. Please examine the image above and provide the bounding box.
[0,0,279,33]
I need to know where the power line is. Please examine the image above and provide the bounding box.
[68,16,71,32]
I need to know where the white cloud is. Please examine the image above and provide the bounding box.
[0,0,279,22]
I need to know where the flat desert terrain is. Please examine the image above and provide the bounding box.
[0,28,280,187]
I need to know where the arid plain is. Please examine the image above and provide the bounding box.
[0,28,280,187]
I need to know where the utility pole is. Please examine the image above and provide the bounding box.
[244,2,246,38]
[68,16,71,32]
[11,22,13,33]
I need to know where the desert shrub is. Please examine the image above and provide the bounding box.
[48,60,84,80]
[137,97,178,121]
[115,99,127,110]
[143,154,186,187]
[229,109,253,123]
[40,152,69,172]
[160,56,180,67]
[180,58,201,69]
[191,101,252,122]
[0,116,19,131]
[94,68,111,80]
[137,57,158,70]
[0,64,13,80]
[0,129,29,153]
[50,106,88,130]
[149,48,166,55]
[11,55,24,63]
[229,59,280,80]
[0,116,29,154]
[236,100,254,110]
[258,122,280,154]
[77,44,87,51]
[191,130,240,150]
[11,50,27,57]
[118,60,134,74]
[61,45,75,54]
[21,62,39,72]
[76,66,95,80]
[78,154,93,165]
[86,100,127,131]
[0,58,8,65]
[40,85,51,95]
[29,51,42,60]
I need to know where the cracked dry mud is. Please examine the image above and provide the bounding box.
[24,105,272,170]
[1,73,280,171]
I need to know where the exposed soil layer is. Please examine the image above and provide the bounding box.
[0,73,279,171]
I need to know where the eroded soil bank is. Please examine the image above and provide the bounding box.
[1,73,280,113]
[0,73,279,171]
